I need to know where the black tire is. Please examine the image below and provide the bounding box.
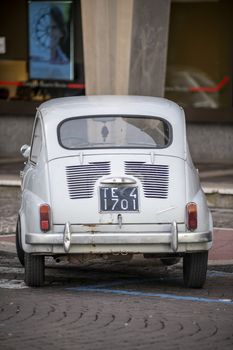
[161,257,180,266]
[16,217,25,266]
[25,253,45,287]
[183,252,208,288]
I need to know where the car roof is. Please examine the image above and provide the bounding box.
[38,95,184,125]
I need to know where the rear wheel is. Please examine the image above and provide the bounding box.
[183,252,208,288]
[16,217,25,266]
[25,253,45,287]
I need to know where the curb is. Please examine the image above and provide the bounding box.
[202,184,233,195]
[203,188,233,209]
[0,175,21,187]
[0,179,21,186]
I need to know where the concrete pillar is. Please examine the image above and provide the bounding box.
[81,0,171,96]
[81,0,133,95]
[129,0,171,97]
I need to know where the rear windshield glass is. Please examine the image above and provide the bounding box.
[58,115,171,149]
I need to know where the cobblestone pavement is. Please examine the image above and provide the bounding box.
[0,288,232,350]
[0,252,233,350]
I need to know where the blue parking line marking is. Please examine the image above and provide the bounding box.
[207,270,233,277]
[67,286,233,305]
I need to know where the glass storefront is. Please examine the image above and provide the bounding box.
[0,0,232,120]
[165,0,232,110]
[0,0,84,102]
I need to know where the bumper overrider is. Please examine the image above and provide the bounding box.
[25,221,213,254]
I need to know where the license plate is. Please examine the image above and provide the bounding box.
[100,187,139,212]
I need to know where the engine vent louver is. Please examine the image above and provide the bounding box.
[125,161,169,199]
[66,161,111,199]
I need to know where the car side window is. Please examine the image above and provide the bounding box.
[30,118,42,164]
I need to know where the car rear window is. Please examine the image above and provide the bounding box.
[58,115,172,149]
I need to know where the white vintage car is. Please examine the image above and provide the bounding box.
[17,96,213,287]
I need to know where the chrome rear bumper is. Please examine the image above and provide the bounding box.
[25,221,213,254]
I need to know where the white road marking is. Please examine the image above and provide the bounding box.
[0,266,23,274]
[0,279,28,289]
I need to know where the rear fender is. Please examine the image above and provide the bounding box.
[20,189,52,251]
[190,189,212,233]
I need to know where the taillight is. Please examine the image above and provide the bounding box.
[186,202,197,231]
[40,204,50,232]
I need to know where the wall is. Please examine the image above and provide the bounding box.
[0,116,34,158]
[187,124,233,164]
